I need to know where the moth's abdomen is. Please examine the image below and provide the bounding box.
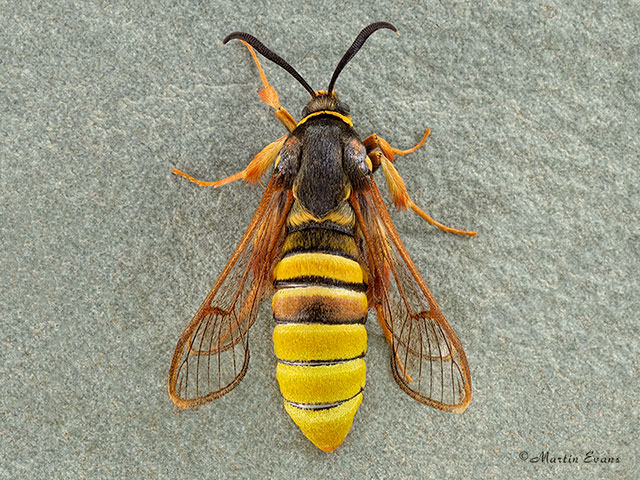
[272,203,367,452]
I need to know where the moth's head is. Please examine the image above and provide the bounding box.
[223,22,397,117]
[301,91,350,118]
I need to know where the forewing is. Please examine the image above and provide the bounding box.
[169,180,293,408]
[352,180,472,412]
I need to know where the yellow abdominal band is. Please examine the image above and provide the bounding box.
[273,253,364,285]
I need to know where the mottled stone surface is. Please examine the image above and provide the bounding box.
[2,2,637,478]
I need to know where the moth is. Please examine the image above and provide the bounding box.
[169,22,475,452]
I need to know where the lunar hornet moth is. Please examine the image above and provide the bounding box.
[169,22,476,452]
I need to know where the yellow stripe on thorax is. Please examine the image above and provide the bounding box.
[273,253,363,284]
[297,110,353,127]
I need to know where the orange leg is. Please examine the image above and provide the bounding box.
[240,41,297,132]
[172,168,216,187]
[364,131,476,237]
[408,201,476,236]
[172,42,298,188]
[173,134,287,188]
[363,128,431,162]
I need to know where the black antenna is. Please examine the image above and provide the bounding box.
[223,32,316,98]
[327,22,398,94]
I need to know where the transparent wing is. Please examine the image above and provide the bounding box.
[352,180,472,412]
[169,179,293,408]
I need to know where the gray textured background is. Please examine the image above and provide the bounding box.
[2,1,638,479]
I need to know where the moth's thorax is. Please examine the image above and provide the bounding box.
[289,118,353,218]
